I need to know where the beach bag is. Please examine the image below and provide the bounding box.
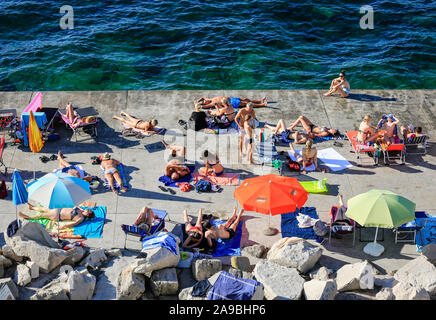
[288,160,301,172]
[195,179,212,193]
[0,179,7,199]
[313,220,329,237]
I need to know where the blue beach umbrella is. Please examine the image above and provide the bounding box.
[27,172,91,209]
[12,169,28,226]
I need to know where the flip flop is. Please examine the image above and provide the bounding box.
[50,154,58,161]
[168,188,176,195]
[158,186,168,192]
[39,156,50,163]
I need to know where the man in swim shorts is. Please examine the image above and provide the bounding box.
[203,207,244,246]
[242,114,255,164]
[57,150,92,182]
[197,96,267,109]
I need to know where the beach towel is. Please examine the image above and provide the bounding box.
[280,207,319,239]
[273,132,343,145]
[288,148,353,172]
[141,232,179,256]
[158,165,195,187]
[144,141,166,153]
[211,219,243,257]
[192,173,239,186]
[122,122,166,136]
[101,163,128,190]
[416,216,436,253]
[207,271,261,300]
[29,205,107,238]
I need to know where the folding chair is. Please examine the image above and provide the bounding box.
[328,206,356,246]
[59,107,99,142]
[382,143,406,165]
[346,131,378,166]
[394,211,428,243]
[121,209,169,250]
[0,133,6,176]
[404,135,429,155]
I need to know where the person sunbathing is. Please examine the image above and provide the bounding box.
[400,124,423,141]
[265,119,313,144]
[162,141,186,164]
[198,96,267,109]
[357,115,379,144]
[65,102,96,128]
[183,208,205,249]
[324,70,350,97]
[113,111,158,135]
[199,150,224,176]
[165,160,191,181]
[19,204,95,230]
[287,116,339,138]
[289,140,327,174]
[206,97,236,126]
[101,152,129,194]
[57,150,92,182]
[133,206,159,233]
[203,207,244,246]
[377,114,400,144]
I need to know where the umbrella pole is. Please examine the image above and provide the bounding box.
[373,226,379,246]
[33,152,36,180]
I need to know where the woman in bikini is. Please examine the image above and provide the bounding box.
[101,152,129,194]
[204,207,244,247]
[199,150,224,176]
[113,111,158,134]
[324,70,350,97]
[265,119,314,144]
[289,140,327,174]
[65,102,96,128]
[183,208,206,249]
[357,115,379,144]
[19,204,95,230]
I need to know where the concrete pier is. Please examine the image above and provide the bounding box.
[0,89,435,274]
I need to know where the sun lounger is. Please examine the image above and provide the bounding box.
[121,209,168,250]
[382,143,405,165]
[404,135,429,155]
[328,205,355,246]
[394,211,428,243]
[59,107,99,142]
[346,131,378,166]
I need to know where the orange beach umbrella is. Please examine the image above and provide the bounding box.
[234,174,308,215]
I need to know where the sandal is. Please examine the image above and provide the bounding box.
[50,154,58,161]
[158,186,168,192]
[39,156,50,163]
[168,188,176,195]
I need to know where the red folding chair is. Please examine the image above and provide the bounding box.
[0,132,7,176]
[346,131,378,166]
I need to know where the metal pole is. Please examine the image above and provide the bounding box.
[373,226,379,246]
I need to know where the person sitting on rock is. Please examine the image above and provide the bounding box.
[18,204,95,230]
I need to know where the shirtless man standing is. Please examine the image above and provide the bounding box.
[101,152,129,194]
[242,114,255,164]
[204,207,244,246]
[377,114,400,144]
[113,111,158,135]
[357,115,379,144]
[235,103,258,157]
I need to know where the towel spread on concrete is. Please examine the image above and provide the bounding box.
[288,148,353,172]
[101,163,129,190]
[192,173,239,186]
[281,207,319,239]
[158,165,195,187]
[211,220,243,257]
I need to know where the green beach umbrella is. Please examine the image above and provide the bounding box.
[345,189,416,256]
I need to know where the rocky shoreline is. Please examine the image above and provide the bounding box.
[1,220,435,300]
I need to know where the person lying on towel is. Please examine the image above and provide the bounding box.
[165,159,191,181]
[65,102,96,128]
[57,150,92,182]
[206,97,236,127]
[113,111,159,135]
[101,152,129,195]
[265,119,313,144]
[182,208,206,249]
[134,206,160,234]
[197,96,267,109]
[203,207,244,246]
[289,140,328,174]
[162,141,186,164]
[19,204,95,230]
[199,150,224,176]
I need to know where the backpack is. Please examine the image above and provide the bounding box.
[288,160,301,172]
[0,179,7,199]
[195,179,212,193]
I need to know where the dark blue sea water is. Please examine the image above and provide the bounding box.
[0,0,435,91]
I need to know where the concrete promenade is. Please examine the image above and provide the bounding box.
[0,89,435,275]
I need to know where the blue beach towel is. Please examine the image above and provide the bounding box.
[73,206,107,238]
[158,165,195,187]
[207,271,261,300]
[280,207,319,239]
[141,232,179,256]
[416,216,436,253]
[211,219,243,257]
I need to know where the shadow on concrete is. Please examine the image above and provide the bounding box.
[240,215,260,247]
[346,93,397,102]
[119,188,211,203]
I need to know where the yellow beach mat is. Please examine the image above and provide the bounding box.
[299,178,328,194]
